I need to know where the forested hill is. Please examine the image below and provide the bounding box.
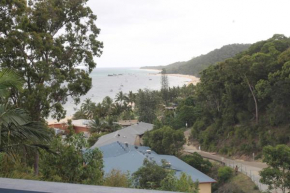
[191,34,290,155]
[141,44,251,77]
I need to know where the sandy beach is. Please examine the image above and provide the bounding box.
[141,68,200,85]
[167,74,200,85]
[47,69,200,124]
[140,68,161,72]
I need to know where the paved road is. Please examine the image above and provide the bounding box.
[183,129,281,193]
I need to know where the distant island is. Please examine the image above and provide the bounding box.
[141,44,251,77]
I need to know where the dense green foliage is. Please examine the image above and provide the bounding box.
[191,34,290,155]
[141,44,250,77]
[103,169,132,188]
[160,172,199,193]
[181,153,213,174]
[41,133,103,184]
[143,126,185,155]
[0,69,51,176]
[133,159,199,192]
[135,89,160,123]
[161,69,169,103]
[218,167,233,183]
[260,145,290,193]
[133,159,169,189]
[0,0,102,121]
[87,132,106,147]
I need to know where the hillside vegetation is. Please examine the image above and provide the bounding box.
[191,34,290,157]
[141,44,251,77]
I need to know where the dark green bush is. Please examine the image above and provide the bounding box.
[218,166,233,183]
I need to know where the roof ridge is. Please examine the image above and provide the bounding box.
[117,141,127,152]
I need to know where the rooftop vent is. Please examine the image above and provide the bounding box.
[164,162,171,168]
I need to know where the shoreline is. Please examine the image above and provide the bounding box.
[167,74,200,86]
[47,70,200,124]
[140,68,200,85]
[139,68,162,72]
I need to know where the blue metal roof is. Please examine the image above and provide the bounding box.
[99,141,153,158]
[96,142,216,183]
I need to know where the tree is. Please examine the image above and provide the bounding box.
[78,98,97,119]
[161,68,169,103]
[41,133,103,185]
[0,69,50,153]
[127,91,136,106]
[115,91,128,105]
[181,153,212,174]
[87,133,105,147]
[260,145,290,193]
[89,116,119,134]
[133,159,199,192]
[103,169,132,188]
[143,126,185,155]
[160,172,199,193]
[0,69,51,175]
[132,159,170,189]
[218,166,233,183]
[0,0,103,122]
[135,89,160,123]
[175,105,197,128]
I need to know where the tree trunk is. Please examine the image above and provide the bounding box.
[245,76,258,124]
[34,151,39,176]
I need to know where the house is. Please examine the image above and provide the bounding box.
[48,119,91,137]
[94,141,216,193]
[115,120,139,127]
[91,122,153,148]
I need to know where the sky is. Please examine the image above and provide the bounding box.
[87,0,290,68]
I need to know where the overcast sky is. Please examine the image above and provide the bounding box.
[87,0,290,68]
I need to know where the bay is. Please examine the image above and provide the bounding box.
[61,67,191,118]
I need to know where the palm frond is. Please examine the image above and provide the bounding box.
[0,69,23,98]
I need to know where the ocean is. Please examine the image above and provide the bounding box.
[62,67,191,118]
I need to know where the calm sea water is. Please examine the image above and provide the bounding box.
[62,67,190,117]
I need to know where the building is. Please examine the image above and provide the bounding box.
[0,177,173,193]
[91,122,153,148]
[95,141,216,193]
[48,119,91,137]
[115,120,139,127]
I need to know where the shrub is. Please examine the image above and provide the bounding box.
[87,133,105,147]
[103,169,131,188]
[218,166,233,183]
[181,153,212,174]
